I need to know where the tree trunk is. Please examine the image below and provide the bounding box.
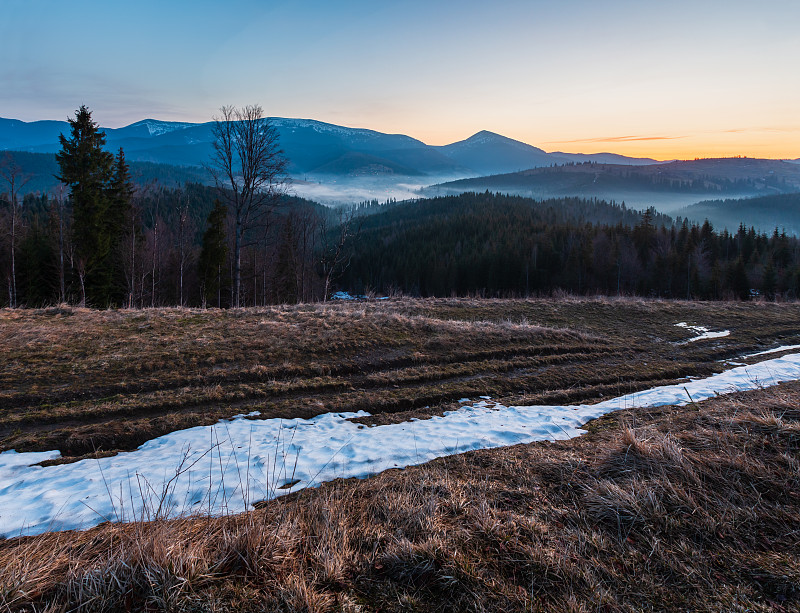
[78,268,86,308]
[10,198,16,308]
[129,217,136,308]
[179,223,185,308]
[234,218,242,308]
[58,198,65,304]
[151,224,157,308]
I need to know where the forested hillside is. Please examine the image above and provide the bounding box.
[427,158,800,213]
[681,193,800,235]
[341,192,800,300]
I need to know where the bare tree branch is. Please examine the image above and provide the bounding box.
[319,205,362,301]
[206,105,289,307]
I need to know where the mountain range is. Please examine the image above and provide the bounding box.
[0,116,661,179]
[2,116,798,218]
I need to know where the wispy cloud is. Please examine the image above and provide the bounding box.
[545,135,687,144]
[722,126,800,134]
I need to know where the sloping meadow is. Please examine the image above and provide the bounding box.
[1,378,798,611]
[2,298,799,461]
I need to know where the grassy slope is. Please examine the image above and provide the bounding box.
[2,298,800,461]
[2,379,798,611]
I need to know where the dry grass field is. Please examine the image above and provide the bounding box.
[1,377,798,611]
[1,297,799,461]
[1,297,800,612]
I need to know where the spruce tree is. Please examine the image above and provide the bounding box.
[55,106,114,306]
[108,148,136,305]
[199,199,228,307]
[728,258,750,301]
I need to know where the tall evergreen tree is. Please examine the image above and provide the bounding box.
[728,258,750,300]
[55,105,114,306]
[198,199,228,307]
[108,148,137,305]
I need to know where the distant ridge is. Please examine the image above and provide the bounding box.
[552,151,661,165]
[426,157,800,213]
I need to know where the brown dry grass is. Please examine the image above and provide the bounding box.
[2,298,799,461]
[2,380,799,612]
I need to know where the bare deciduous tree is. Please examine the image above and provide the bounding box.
[319,206,362,301]
[175,190,194,307]
[208,105,288,307]
[148,192,163,308]
[295,206,319,302]
[50,182,69,304]
[0,155,31,307]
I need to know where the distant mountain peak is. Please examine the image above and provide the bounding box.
[448,130,547,155]
[468,129,502,140]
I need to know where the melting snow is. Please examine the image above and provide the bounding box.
[126,119,194,137]
[2,353,800,538]
[675,322,730,342]
[741,344,800,358]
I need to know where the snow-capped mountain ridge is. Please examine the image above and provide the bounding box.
[267,117,427,150]
[124,119,195,137]
[0,115,665,178]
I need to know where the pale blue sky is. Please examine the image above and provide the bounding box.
[2,0,799,157]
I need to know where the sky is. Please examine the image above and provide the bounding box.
[2,0,799,159]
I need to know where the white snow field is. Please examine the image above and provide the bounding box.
[2,353,800,538]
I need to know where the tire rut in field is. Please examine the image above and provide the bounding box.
[0,343,618,411]
[0,349,707,458]
[0,348,620,432]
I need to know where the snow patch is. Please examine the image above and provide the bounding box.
[330,291,358,301]
[269,118,419,147]
[2,354,800,538]
[126,119,194,137]
[741,344,800,359]
[675,322,730,343]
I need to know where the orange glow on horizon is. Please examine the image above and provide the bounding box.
[300,107,800,163]
[396,125,800,162]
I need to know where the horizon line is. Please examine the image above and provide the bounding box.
[1,114,797,163]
